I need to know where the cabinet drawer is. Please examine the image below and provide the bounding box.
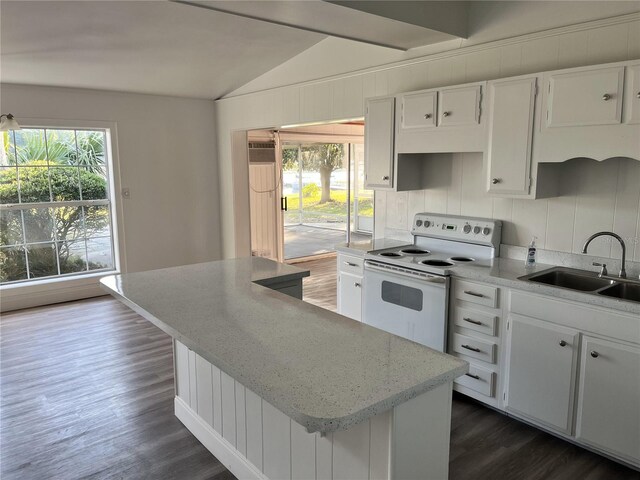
[453,307,498,336]
[454,280,499,308]
[452,333,497,364]
[338,254,364,275]
[454,363,495,397]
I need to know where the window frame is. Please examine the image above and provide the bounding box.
[1,118,124,291]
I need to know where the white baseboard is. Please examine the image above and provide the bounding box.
[174,396,267,480]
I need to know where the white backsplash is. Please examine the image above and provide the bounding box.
[374,154,640,263]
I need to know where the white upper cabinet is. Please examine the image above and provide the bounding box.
[364,96,395,189]
[438,85,481,127]
[535,61,639,162]
[575,336,640,466]
[625,63,640,125]
[400,91,437,130]
[485,76,537,196]
[396,82,486,154]
[546,66,624,127]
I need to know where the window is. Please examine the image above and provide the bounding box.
[1,128,116,284]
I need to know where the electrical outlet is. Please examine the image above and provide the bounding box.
[121,187,130,199]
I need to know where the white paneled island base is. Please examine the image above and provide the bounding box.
[174,339,453,480]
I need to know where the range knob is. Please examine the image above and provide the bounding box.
[424,220,431,228]
[473,226,481,234]
[482,227,491,236]
[463,224,472,234]
[416,220,423,227]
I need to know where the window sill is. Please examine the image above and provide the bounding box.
[0,270,120,312]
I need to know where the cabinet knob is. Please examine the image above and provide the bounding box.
[492,178,501,185]
[424,113,432,119]
[443,111,451,117]
[382,175,390,181]
[602,93,611,101]
[637,92,640,99]
[590,351,599,358]
[354,282,361,288]
[559,340,567,347]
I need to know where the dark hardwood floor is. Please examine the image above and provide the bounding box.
[1,260,638,479]
[0,297,235,480]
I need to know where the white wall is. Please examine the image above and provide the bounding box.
[215,14,640,262]
[1,84,221,308]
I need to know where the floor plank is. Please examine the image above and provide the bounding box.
[1,264,638,479]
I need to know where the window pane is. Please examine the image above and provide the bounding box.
[87,237,112,270]
[17,166,51,203]
[44,129,75,165]
[1,131,16,166]
[26,242,58,278]
[0,166,19,203]
[59,240,87,274]
[0,246,27,282]
[50,167,81,201]
[1,210,23,246]
[23,208,55,243]
[14,129,47,165]
[79,167,108,200]
[54,206,85,242]
[84,205,111,238]
[75,131,106,174]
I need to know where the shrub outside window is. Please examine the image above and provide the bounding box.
[0,128,116,284]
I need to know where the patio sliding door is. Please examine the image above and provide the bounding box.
[281,140,372,260]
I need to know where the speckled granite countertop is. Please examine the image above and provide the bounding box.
[450,257,640,316]
[100,257,468,433]
[335,238,409,257]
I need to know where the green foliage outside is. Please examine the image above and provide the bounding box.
[302,183,320,197]
[283,144,344,203]
[0,130,110,283]
[285,189,373,225]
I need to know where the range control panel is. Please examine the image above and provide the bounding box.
[411,213,502,248]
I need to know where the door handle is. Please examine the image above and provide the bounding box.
[280,196,288,211]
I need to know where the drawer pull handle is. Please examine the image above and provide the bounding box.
[590,351,599,358]
[344,261,358,267]
[463,290,484,298]
[465,373,480,380]
[461,344,481,353]
[463,317,483,326]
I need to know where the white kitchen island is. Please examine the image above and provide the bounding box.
[101,257,468,480]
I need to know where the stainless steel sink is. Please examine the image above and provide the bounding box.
[519,268,615,292]
[519,267,640,304]
[598,282,640,302]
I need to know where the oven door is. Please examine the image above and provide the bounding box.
[362,262,448,351]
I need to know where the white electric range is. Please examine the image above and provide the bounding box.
[362,213,502,352]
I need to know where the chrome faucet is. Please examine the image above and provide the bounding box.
[581,232,626,278]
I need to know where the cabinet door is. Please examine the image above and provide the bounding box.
[338,272,362,321]
[576,336,640,464]
[506,314,579,434]
[399,91,437,130]
[364,97,395,189]
[626,64,640,125]
[546,66,624,127]
[438,85,481,127]
[486,77,536,195]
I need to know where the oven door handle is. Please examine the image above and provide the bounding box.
[364,261,447,286]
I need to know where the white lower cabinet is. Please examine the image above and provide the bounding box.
[338,272,363,321]
[337,253,363,321]
[576,336,640,465]
[506,314,579,434]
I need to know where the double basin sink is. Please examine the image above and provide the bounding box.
[519,267,640,303]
